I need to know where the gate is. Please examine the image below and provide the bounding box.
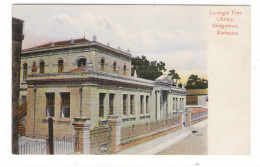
[90,126,111,154]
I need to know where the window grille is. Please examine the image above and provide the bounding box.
[46,93,55,117]
[58,60,63,73]
[99,93,105,118]
[123,94,127,115]
[23,63,27,80]
[123,65,127,75]
[113,62,116,73]
[40,61,45,74]
[130,95,134,115]
[101,58,105,71]
[61,93,70,118]
[109,94,114,115]
[146,96,149,114]
[140,95,144,115]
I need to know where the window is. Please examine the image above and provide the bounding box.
[58,60,64,73]
[146,96,149,114]
[140,95,144,115]
[77,58,86,67]
[23,63,27,80]
[99,93,105,118]
[39,61,45,74]
[113,62,116,73]
[109,94,114,115]
[61,93,70,118]
[21,95,27,104]
[130,95,134,115]
[46,93,55,117]
[101,58,105,71]
[123,65,127,75]
[176,98,178,110]
[173,97,175,111]
[123,94,127,115]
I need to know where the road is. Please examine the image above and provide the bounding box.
[158,125,208,155]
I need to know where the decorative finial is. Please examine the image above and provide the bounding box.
[51,41,55,47]
[107,42,110,46]
[93,34,96,42]
[134,70,137,77]
[71,38,74,44]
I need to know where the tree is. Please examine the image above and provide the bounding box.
[168,69,181,86]
[178,82,182,88]
[185,74,208,89]
[131,56,167,80]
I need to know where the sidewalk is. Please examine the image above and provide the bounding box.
[117,119,208,155]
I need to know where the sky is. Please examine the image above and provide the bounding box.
[12,5,207,84]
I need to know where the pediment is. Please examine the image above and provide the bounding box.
[155,75,173,85]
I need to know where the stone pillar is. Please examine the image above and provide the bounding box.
[187,113,191,127]
[72,117,92,154]
[108,116,122,154]
[179,113,183,128]
[156,90,161,120]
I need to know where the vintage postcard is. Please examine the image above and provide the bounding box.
[11,4,250,156]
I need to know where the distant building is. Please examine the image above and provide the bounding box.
[186,89,208,108]
[20,37,187,138]
[185,89,208,126]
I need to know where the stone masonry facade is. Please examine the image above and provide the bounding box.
[21,37,187,139]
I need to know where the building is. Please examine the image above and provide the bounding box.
[186,89,208,108]
[19,36,187,138]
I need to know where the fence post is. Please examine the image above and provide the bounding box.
[72,117,91,154]
[108,116,122,154]
[187,112,191,126]
[48,117,54,155]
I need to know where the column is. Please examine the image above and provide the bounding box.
[108,116,122,154]
[72,117,92,154]
[156,90,161,120]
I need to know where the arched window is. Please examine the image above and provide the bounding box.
[101,58,105,71]
[23,63,28,80]
[77,58,87,67]
[113,62,116,73]
[58,60,64,73]
[123,65,127,75]
[39,61,45,74]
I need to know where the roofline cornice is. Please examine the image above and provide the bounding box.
[22,41,133,60]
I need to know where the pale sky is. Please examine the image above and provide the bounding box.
[12,5,207,84]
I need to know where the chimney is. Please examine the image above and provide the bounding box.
[93,35,96,42]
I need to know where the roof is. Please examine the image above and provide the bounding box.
[186,89,208,95]
[23,38,90,51]
[70,66,88,72]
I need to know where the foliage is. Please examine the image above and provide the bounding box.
[131,56,166,80]
[178,82,182,88]
[185,74,208,89]
[168,69,181,86]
